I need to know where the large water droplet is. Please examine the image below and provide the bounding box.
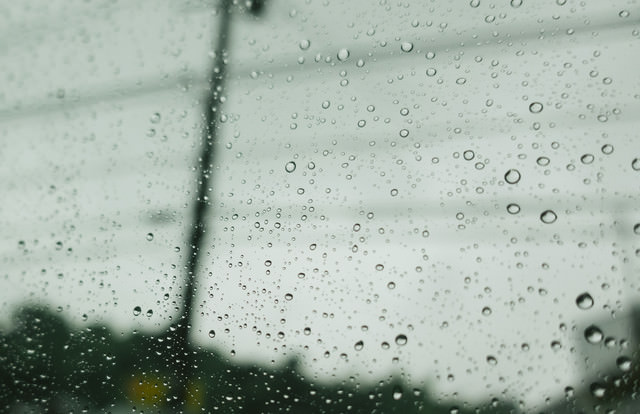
[540,210,557,224]
[576,292,594,309]
[208,330,216,338]
[529,102,544,113]
[584,325,604,344]
[354,340,364,351]
[504,169,521,184]
[486,355,497,365]
[133,306,141,316]
[285,161,296,173]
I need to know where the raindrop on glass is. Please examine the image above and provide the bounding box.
[540,210,557,224]
[584,325,604,344]
[506,203,521,215]
[285,161,296,173]
[529,102,543,113]
[576,292,594,309]
[395,334,408,346]
[504,169,521,184]
[337,48,350,61]
[208,330,216,338]
[617,356,631,372]
[400,42,414,52]
[299,39,311,50]
[133,306,142,316]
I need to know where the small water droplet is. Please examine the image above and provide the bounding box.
[634,223,640,235]
[506,203,521,214]
[390,188,399,196]
[133,306,142,316]
[299,39,311,50]
[576,292,594,309]
[392,386,403,400]
[504,169,521,184]
[354,340,364,351]
[584,325,604,344]
[540,210,557,224]
[601,144,614,154]
[285,293,293,301]
[529,102,544,113]
[337,48,350,61]
[426,68,437,77]
[400,42,414,52]
[146,233,154,241]
[375,264,384,271]
[580,154,594,164]
[482,306,492,316]
[146,309,153,317]
[395,334,408,346]
[463,150,475,160]
[632,158,640,171]
[486,355,498,365]
[510,0,523,7]
[536,156,550,166]
[617,356,631,371]
[150,112,161,123]
[387,281,396,289]
[590,382,606,398]
[208,330,216,338]
[470,0,480,7]
[285,161,296,173]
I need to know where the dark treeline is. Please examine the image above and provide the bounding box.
[0,305,520,413]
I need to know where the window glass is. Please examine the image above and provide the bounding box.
[1,0,639,412]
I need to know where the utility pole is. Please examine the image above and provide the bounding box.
[170,0,266,411]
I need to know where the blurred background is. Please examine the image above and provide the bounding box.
[1,0,639,412]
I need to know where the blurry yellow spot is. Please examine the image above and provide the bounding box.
[127,374,167,407]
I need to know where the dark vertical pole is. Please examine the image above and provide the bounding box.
[170,0,233,410]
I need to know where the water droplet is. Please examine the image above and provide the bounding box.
[303,327,311,335]
[576,292,594,309]
[146,233,154,241]
[463,150,475,160]
[590,383,606,398]
[506,203,521,214]
[584,325,604,344]
[632,158,640,171]
[392,386,403,400]
[617,356,631,371]
[387,281,396,290]
[551,340,562,351]
[400,42,414,52]
[634,223,640,235]
[426,68,437,77]
[337,48,350,61]
[580,154,594,164]
[297,272,306,279]
[601,144,614,154]
[133,306,141,316]
[529,102,544,113]
[285,293,293,301]
[536,156,550,166]
[150,112,161,123]
[395,334,408,346]
[540,210,557,224]
[375,264,384,271]
[146,309,153,317]
[470,0,480,7]
[504,169,521,184]
[482,306,492,316]
[390,188,399,196]
[208,330,216,338]
[354,340,364,351]
[510,0,523,7]
[299,39,311,50]
[285,161,296,173]
[486,355,498,365]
